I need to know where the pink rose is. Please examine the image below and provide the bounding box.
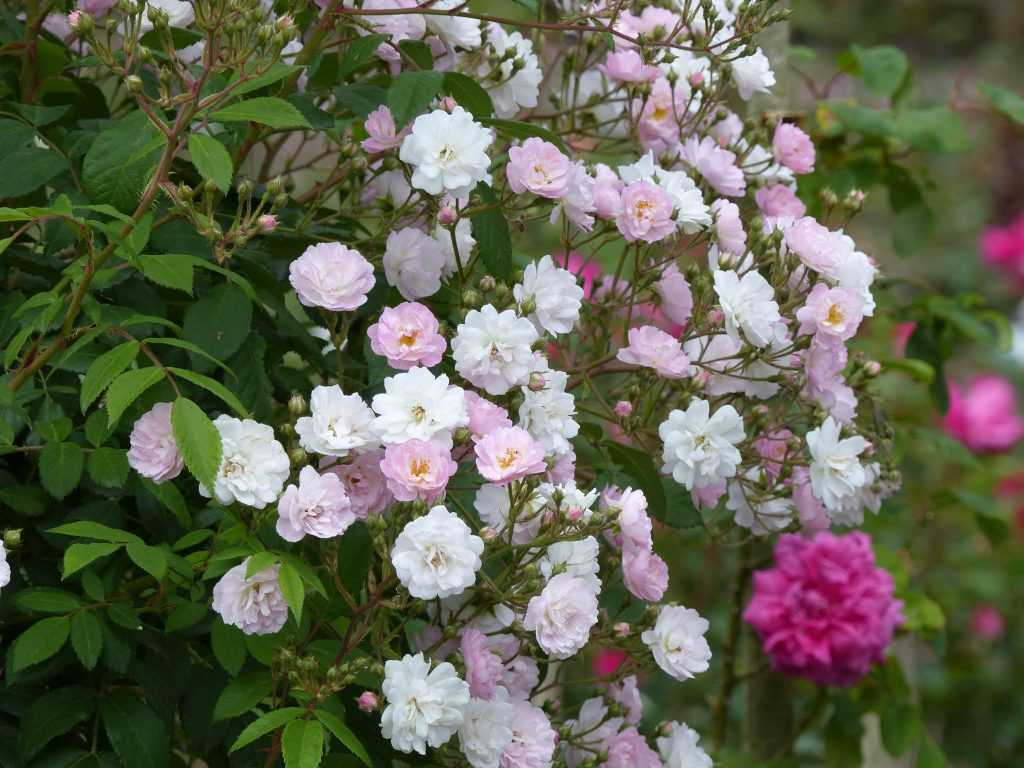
[617,487,652,550]
[464,390,513,440]
[616,325,691,379]
[795,283,864,341]
[637,78,685,153]
[289,242,375,311]
[555,251,602,299]
[970,604,1005,641]
[772,122,815,174]
[321,450,393,518]
[980,213,1024,283]
[656,264,693,326]
[792,467,830,534]
[367,301,446,370]
[127,402,184,483]
[755,184,806,218]
[592,163,624,220]
[622,544,668,602]
[276,465,356,542]
[615,181,676,243]
[785,216,850,279]
[711,198,747,257]
[942,375,1024,453]
[379,438,457,502]
[460,628,504,700]
[506,138,572,198]
[598,50,661,82]
[361,105,409,153]
[523,573,599,659]
[474,426,546,485]
[680,135,746,197]
[606,727,662,768]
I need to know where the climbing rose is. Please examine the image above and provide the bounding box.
[127,402,184,483]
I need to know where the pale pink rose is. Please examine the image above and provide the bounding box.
[802,336,857,424]
[356,691,380,712]
[616,325,690,379]
[127,402,184,483]
[599,50,661,82]
[592,163,623,220]
[552,161,597,231]
[362,105,410,153]
[383,227,447,300]
[943,375,1024,453]
[638,78,685,153]
[616,181,676,243]
[361,0,426,46]
[506,138,572,198]
[464,390,513,439]
[546,448,576,485]
[785,217,850,279]
[321,451,393,518]
[606,727,662,768]
[80,0,116,15]
[379,438,457,502]
[691,480,726,509]
[711,112,744,145]
[502,701,557,767]
[681,135,746,197]
[367,301,446,370]
[276,465,356,542]
[711,198,747,257]
[212,559,289,636]
[523,573,599,658]
[289,242,375,311]
[796,283,864,341]
[755,429,792,479]
[474,426,546,485]
[615,6,683,46]
[792,467,830,533]
[622,544,668,602]
[773,122,815,174]
[501,655,540,701]
[608,675,642,724]
[618,487,653,550]
[461,628,504,700]
[755,184,806,218]
[655,264,693,327]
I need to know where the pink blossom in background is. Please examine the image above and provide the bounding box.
[743,531,903,686]
[655,264,693,327]
[772,122,816,174]
[980,212,1024,285]
[379,439,457,502]
[555,251,602,298]
[616,181,677,243]
[593,648,627,676]
[892,321,917,357]
[506,137,572,198]
[592,163,624,220]
[474,426,547,484]
[367,301,446,370]
[362,105,409,153]
[711,198,747,257]
[598,50,660,82]
[942,375,1024,453]
[127,402,184,483]
[969,604,1005,642]
[617,325,691,378]
[461,628,504,699]
[321,451,393,518]
[755,184,807,219]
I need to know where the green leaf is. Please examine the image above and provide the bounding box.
[107,602,142,630]
[230,708,304,753]
[443,72,494,120]
[338,34,386,78]
[388,70,445,127]
[11,102,70,126]
[851,45,909,97]
[0,146,70,198]
[188,132,234,192]
[880,700,919,758]
[398,38,434,69]
[604,441,667,522]
[100,690,170,768]
[282,719,324,768]
[0,484,47,516]
[212,619,247,676]
[87,447,130,488]
[40,442,85,500]
[893,107,968,153]
[81,341,140,412]
[50,520,141,543]
[17,685,96,762]
[214,670,274,721]
[126,542,168,580]
[136,252,195,294]
[70,611,104,670]
[480,117,570,154]
[167,367,249,417]
[14,587,83,614]
[334,84,389,117]
[979,81,1024,125]
[105,367,165,426]
[278,561,304,624]
[470,183,512,280]
[11,616,71,672]
[145,336,236,376]
[210,97,312,129]
[315,710,370,767]
[63,542,123,579]
[232,62,303,95]
[170,396,222,490]
[916,731,946,768]
[140,477,191,527]
[82,111,168,213]
[183,283,253,368]
[164,601,208,632]
[900,593,945,634]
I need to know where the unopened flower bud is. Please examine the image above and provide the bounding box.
[438,205,457,226]
[528,372,546,392]
[689,71,705,87]
[125,75,143,94]
[461,289,481,308]
[452,426,472,446]
[865,360,881,377]
[614,400,633,417]
[4,528,22,549]
[480,526,499,541]
[258,214,278,233]
[708,308,724,326]
[289,446,307,467]
[820,187,839,207]
[356,691,379,713]
[237,179,254,197]
[613,621,630,637]
[288,393,307,416]
[479,275,496,293]
[273,193,289,209]
[266,176,284,196]
[518,296,537,316]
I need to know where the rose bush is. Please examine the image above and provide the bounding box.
[0,0,1006,766]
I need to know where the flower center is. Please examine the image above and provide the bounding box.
[652,103,670,122]
[223,456,246,477]
[497,447,521,470]
[826,303,844,327]
[411,405,427,423]
[425,544,447,570]
[409,458,431,479]
[633,198,653,220]
[398,329,419,348]
[437,144,456,165]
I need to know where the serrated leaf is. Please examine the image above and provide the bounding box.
[14,587,83,614]
[212,619,247,676]
[170,396,222,491]
[167,367,249,417]
[278,561,304,624]
[182,283,252,370]
[388,70,445,127]
[210,97,312,129]
[214,670,273,721]
[82,111,167,213]
[63,542,123,579]
[100,690,170,768]
[17,685,95,762]
[187,133,234,192]
[0,146,70,198]
[338,34,385,78]
[231,62,302,95]
[136,252,195,294]
[282,719,324,768]
[11,615,71,671]
[314,710,370,767]
[70,611,104,670]
[87,447,130,488]
[81,341,140,412]
[230,707,303,753]
[126,542,167,580]
[40,442,85,499]
[105,367,165,426]
[50,520,141,543]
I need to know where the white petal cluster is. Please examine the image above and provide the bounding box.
[201,416,289,508]
[659,399,744,490]
[713,268,784,348]
[513,255,584,336]
[399,107,493,198]
[538,536,601,592]
[482,25,542,118]
[0,542,11,594]
[657,722,714,768]
[730,47,776,100]
[726,469,795,536]
[806,417,869,511]
[459,693,515,768]
[296,385,378,457]
[382,652,470,754]
[641,605,712,681]
[425,0,483,50]
[452,305,539,395]
[372,367,468,446]
[518,370,579,456]
[392,506,485,599]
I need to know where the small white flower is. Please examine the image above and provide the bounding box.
[513,255,584,336]
[0,542,11,594]
[657,722,714,768]
[806,417,869,511]
[382,652,470,755]
[565,697,624,768]
[425,0,483,50]
[538,536,601,592]
[399,107,493,198]
[731,47,776,100]
[384,227,448,300]
[372,367,468,446]
[641,605,712,681]
[200,416,290,508]
[518,369,579,455]
[459,693,515,768]
[296,385,378,457]
[474,483,544,545]
[713,268,784,348]
[452,305,539,396]
[482,26,542,118]
[659,399,745,490]
[536,480,599,523]
[726,469,795,536]
[392,506,484,599]
[434,217,476,278]
[835,234,877,316]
